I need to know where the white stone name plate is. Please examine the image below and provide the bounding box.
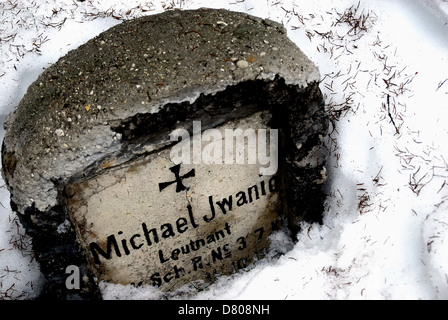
[65,113,282,290]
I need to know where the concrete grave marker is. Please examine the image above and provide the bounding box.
[1,9,328,299]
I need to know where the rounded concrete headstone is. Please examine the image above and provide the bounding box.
[1,8,328,299]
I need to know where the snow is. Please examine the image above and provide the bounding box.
[1,0,448,300]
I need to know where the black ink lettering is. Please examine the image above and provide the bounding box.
[231,260,236,273]
[206,234,216,244]
[192,256,203,271]
[190,238,205,251]
[131,281,143,288]
[163,272,173,283]
[236,191,248,206]
[176,217,188,233]
[151,266,185,288]
[247,185,259,202]
[260,180,266,196]
[130,234,143,250]
[158,164,195,193]
[142,223,159,246]
[237,236,246,250]
[171,248,180,260]
[181,244,190,255]
[224,222,231,236]
[255,248,267,260]
[197,238,206,249]
[190,239,198,251]
[211,247,223,262]
[90,234,121,264]
[254,227,264,243]
[214,229,224,241]
[212,244,231,263]
[223,244,231,258]
[237,257,247,269]
[150,272,162,287]
[204,195,216,222]
[161,223,175,239]
[158,249,170,263]
[216,195,233,214]
[174,265,185,279]
[231,257,247,272]
[187,204,199,228]
[118,231,130,256]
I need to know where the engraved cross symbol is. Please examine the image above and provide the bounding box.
[159,164,195,193]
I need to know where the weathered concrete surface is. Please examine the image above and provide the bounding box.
[2,8,320,214]
[1,8,327,299]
